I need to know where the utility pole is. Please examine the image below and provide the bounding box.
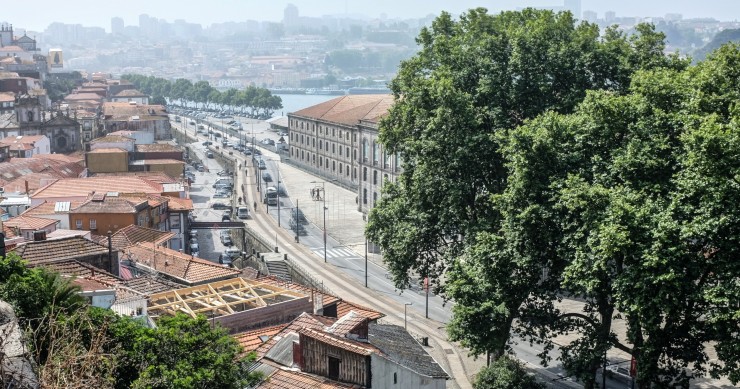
[311,181,327,262]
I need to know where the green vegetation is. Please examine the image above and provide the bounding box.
[367,7,739,388]
[0,254,260,388]
[44,71,83,102]
[122,74,282,118]
[693,28,740,61]
[473,357,545,389]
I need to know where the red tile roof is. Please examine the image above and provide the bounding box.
[298,327,376,356]
[325,311,368,337]
[38,259,121,286]
[0,157,84,188]
[164,196,193,211]
[70,196,148,214]
[234,324,287,352]
[121,243,240,285]
[335,300,384,321]
[93,224,174,249]
[292,95,393,126]
[255,313,335,357]
[32,176,164,199]
[4,215,57,230]
[11,236,112,265]
[259,369,360,389]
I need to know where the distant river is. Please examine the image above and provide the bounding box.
[273,94,339,117]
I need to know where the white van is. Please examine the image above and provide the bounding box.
[237,206,250,219]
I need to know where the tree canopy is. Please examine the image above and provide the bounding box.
[122,74,282,118]
[367,7,738,388]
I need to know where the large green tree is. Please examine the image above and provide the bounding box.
[367,6,677,359]
[498,44,740,387]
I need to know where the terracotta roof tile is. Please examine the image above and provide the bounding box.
[70,196,147,214]
[135,143,181,152]
[335,300,384,321]
[121,243,240,285]
[0,157,84,188]
[22,200,84,217]
[255,312,335,357]
[259,369,360,389]
[113,89,147,97]
[11,236,112,265]
[291,94,393,126]
[32,176,164,199]
[87,148,127,153]
[89,135,135,143]
[71,276,114,292]
[122,275,182,296]
[4,215,57,230]
[298,327,376,356]
[33,259,121,286]
[234,324,287,352]
[93,225,174,249]
[164,196,193,211]
[90,172,178,184]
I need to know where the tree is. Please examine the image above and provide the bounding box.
[473,357,546,389]
[367,7,677,363]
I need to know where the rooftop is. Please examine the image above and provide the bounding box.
[32,176,165,199]
[135,143,181,152]
[4,215,57,230]
[291,94,393,126]
[258,368,360,389]
[121,243,240,285]
[368,323,449,379]
[70,195,148,214]
[12,236,112,266]
[113,89,147,97]
[93,224,174,249]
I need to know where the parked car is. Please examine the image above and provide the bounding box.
[291,209,308,224]
[258,160,266,170]
[217,170,232,177]
[189,230,198,239]
[189,242,199,256]
[224,247,241,259]
[213,191,231,199]
[262,172,272,182]
[237,206,250,219]
[202,141,212,146]
[221,211,231,221]
[197,165,205,172]
[289,219,308,236]
[206,151,214,158]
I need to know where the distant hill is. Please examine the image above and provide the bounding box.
[693,29,740,62]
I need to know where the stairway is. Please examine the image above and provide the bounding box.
[265,260,291,282]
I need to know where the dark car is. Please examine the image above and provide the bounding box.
[218,253,233,267]
[211,202,231,210]
[291,209,308,224]
[262,172,272,182]
[289,219,308,236]
[202,141,212,146]
[221,211,231,221]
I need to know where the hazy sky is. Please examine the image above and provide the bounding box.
[4,0,740,33]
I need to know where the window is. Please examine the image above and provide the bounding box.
[339,163,343,174]
[363,167,367,181]
[75,219,82,229]
[332,161,335,171]
[363,189,368,204]
[373,142,379,165]
[328,357,340,380]
[346,147,350,158]
[332,144,335,154]
[89,219,97,230]
[320,157,323,167]
[362,140,368,161]
[319,141,322,150]
[373,192,378,206]
[332,128,335,137]
[394,372,398,384]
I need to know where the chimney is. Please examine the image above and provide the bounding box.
[24,180,29,194]
[107,231,113,274]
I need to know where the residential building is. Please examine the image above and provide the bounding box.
[21,200,84,229]
[30,175,182,206]
[0,94,81,153]
[109,89,149,104]
[101,102,171,140]
[4,215,58,241]
[0,134,50,157]
[287,94,401,215]
[67,192,169,234]
[12,235,119,276]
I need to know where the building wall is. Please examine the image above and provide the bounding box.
[144,162,184,178]
[110,96,149,104]
[29,212,70,229]
[90,140,135,152]
[288,114,402,215]
[18,223,57,241]
[69,212,137,234]
[371,354,446,389]
[86,151,128,173]
[300,334,371,387]
[213,296,312,333]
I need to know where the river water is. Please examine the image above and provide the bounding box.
[273,94,340,117]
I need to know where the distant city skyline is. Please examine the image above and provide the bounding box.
[5,0,740,33]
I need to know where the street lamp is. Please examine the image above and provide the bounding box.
[310,181,327,263]
[404,302,413,330]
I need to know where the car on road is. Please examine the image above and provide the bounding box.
[221,211,231,221]
[189,230,198,239]
[258,160,266,170]
[262,172,272,182]
[206,151,214,158]
[218,253,233,267]
[197,165,205,172]
[289,219,308,235]
[202,141,212,146]
[213,191,231,199]
[211,202,231,210]
[189,242,199,256]
[217,170,232,177]
[214,132,222,138]
[224,247,241,259]
[237,206,250,219]
[261,139,275,146]
[221,234,233,246]
[290,209,308,224]
[277,131,288,136]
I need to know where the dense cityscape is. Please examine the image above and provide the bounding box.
[0,1,739,388]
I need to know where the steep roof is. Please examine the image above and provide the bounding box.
[335,300,384,321]
[291,94,393,126]
[0,157,85,188]
[255,312,335,357]
[368,323,449,379]
[36,259,121,286]
[122,275,182,296]
[94,224,174,249]
[298,327,376,356]
[113,89,147,97]
[12,236,111,265]
[258,368,360,389]
[121,243,240,285]
[69,196,148,214]
[4,215,57,230]
[234,324,287,352]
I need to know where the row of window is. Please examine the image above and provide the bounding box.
[290,120,356,142]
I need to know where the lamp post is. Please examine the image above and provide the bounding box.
[277,170,281,227]
[404,302,413,330]
[310,181,327,263]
